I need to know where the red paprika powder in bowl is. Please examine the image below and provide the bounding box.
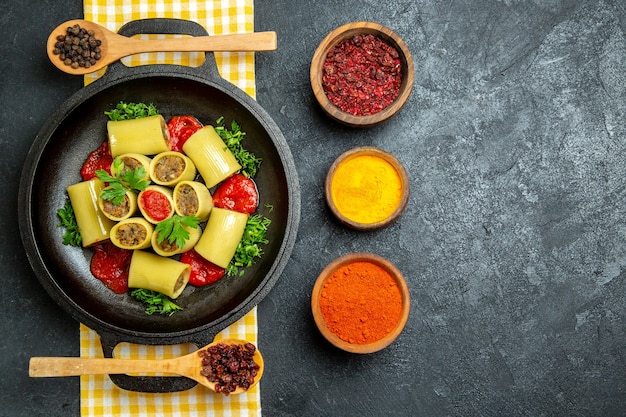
[310,22,414,128]
[311,252,410,353]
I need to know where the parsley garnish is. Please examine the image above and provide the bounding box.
[57,200,82,247]
[154,215,200,248]
[214,117,262,178]
[104,101,159,121]
[130,289,182,316]
[227,214,271,276]
[96,158,150,205]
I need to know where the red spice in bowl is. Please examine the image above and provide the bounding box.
[310,22,414,127]
[311,253,410,353]
[322,34,402,117]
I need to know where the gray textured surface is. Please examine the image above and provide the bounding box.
[2,0,625,416]
[254,1,626,416]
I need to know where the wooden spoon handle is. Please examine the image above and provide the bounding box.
[110,31,277,60]
[29,357,177,377]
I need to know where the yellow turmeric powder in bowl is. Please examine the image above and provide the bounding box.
[325,147,409,230]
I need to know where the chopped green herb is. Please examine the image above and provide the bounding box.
[105,101,159,121]
[96,158,150,205]
[214,117,262,178]
[57,200,82,247]
[155,215,200,248]
[130,289,182,316]
[227,214,271,276]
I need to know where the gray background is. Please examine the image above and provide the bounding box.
[2,0,624,416]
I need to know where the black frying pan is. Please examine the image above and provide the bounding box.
[18,19,300,392]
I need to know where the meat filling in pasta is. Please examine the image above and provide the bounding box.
[175,184,199,216]
[154,232,178,254]
[153,155,186,183]
[174,273,186,293]
[115,222,148,246]
[120,156,144,172]
[102,195,131,218]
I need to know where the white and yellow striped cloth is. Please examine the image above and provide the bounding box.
[80,1,260,416]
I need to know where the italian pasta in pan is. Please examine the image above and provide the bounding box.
[149,151,197,186]
[151,225,201,257]
[98,188,137,221]
[195,207,249,269]
[138,185,175,224]
[57,103,271,316]
[107,114,170,157]
[115,153,152,181]
[182,126,242,188]
[109,217,153,250]
[128,250,190,299]
[173,180,214,221]
[66,178,116,247]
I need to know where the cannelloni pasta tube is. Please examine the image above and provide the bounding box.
[151,226,201,257]
[128,250,190,299]
[137,185,175,224]
[98,189,137,221]
[173,180,213,221]
[113,153,152,181]
[182,126,242,188]
[194,207,249,268]
[66,179,116,247]
[109,217,153,250]
[149,151,197,186]
[107,115,170,157]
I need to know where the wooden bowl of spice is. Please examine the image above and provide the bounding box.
[311,253,410,354]
[310,22,414,127]
[325,146,409,230]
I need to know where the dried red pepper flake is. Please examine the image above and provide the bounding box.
[322,34,402,116]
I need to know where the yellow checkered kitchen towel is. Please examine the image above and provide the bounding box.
[80,1,260,416]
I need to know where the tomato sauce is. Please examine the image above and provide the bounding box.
[140,189,172,221]
[90,241,131,294]
[213,174,259,214]
[180,249,225,286]
[80,140,113,181]
[167,115,203,152]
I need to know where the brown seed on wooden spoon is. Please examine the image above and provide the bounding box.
[29,338,264,394]
[47,19,277,75]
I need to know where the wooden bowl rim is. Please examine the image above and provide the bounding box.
[310,21,414,127]
[325,146,410,231]
[311,252,411,354]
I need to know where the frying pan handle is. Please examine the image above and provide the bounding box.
[102,18,222,81]
[98,332,214,393]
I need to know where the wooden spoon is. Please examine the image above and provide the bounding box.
[29,338,264,394]
[47,19,277,75]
